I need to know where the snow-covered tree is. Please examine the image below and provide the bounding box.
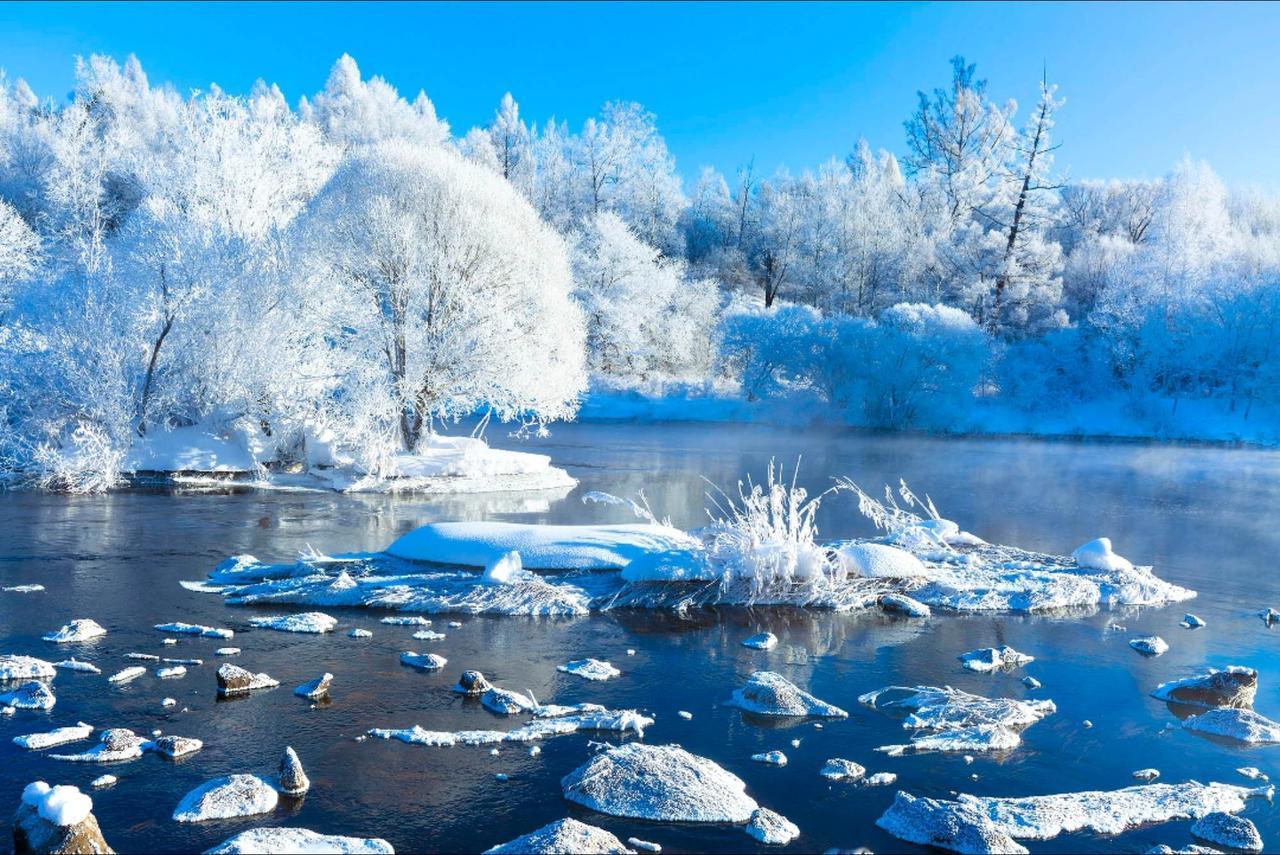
[302,54,449,150]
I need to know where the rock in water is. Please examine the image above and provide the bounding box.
[725,671,848,718]
[562,743,758,822]
[147,736,203,760]
[13,781,112,855]
[820,758,866,781]
[741,632,777,650]
[880,593,932,618]
[751,750,787,766]
[453,670,492,696]
[277,747,310,795]
[216,664,278,697]
[959,646,1034,673]
[41,620,107,644]
[483,818,633,854]
[745,808,800,846]
[481,687,535,715]
[206,828,394,854]
[1190,811,1263,852]
[1129,636,1169,657]
[294,673,332,700]
[877,791,1029,855]
[1151,666,1257,709]
[399,652,447,671]
[172,774,278,822]
[1182,708,1280,744]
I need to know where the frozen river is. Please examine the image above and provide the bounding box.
[3,421,1280,852]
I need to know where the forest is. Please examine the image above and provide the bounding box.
[1,53,1278,490]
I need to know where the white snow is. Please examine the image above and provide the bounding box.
[206,828,395,854]
[751,750,787,766]
[125,653,159,661]
[0,655,57,680]
[837,542,929,578]
[745,807,800,845]
[126,424,262,474]
[381,616,432,626]
[677,710,692,720]
[22,783,93,827]
[399,652,447,671]
[860,685,1056,756]
[1130,636,1170,656]
[55,658,100,674]
[627,838,661,853]
[880,593,932,617]
[481,550,523,585]
[348,629,373,638]
[49,729,148,763]
[1190,812,1264,852]
[820,758,866,781]
[1023,676,1041,690]
[156,665,186,679]
[1239,767,1268,781]
[386,521,699,570]
[90,775,116,789]
[215,647,241,655]
[367,708,651,748]
[741,632,778,650]
[562,743,758,822]
[1183,708,1280,744]
[156,622,233,639]
[865,772,897,786]
[482,818,633,854]
[1072,537,1135,573]
[0,682,56,710]
[108,666,146,684]
[14,722,94,750]
[3,584,45,593]
[558,659,621,681]
[482,687,536,715]
[248,612,337,633]
[727,671,848,718]
[1134,769,1161,781]
[960,646,1034,673]
[411,629,446,640]
[216,663,279,695]
[41,619,107,643]
[173,774,279,822]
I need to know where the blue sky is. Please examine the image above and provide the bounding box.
[2,1,1277,189]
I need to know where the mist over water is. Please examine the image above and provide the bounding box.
[3,422,1280,853]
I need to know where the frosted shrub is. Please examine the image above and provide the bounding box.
[33,423,125,494]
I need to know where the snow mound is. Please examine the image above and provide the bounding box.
[0,655,57,680]
[877,791,1029,854]
[836,543,929,578]
[22,782,93,827]
[881,593,931,617]
[482,550,523,585]
[1131,636,1170,656]
[387,521,699,570]
[248,612,337,633]
[399,652,447,671]
[562,743,758,822]
[173,774,279,822]
[1183,708,1280,744]
[745,807,799,845]
[860,685,1055,756]
[960,646,1034,673]
[126,424,262,474]
[1152,667,1257,709]
[726,671,848,718]
[483,818,634,854]
[482,687,536,715]
[741,632,778,650]
[558,659,620,681]
[155,622,233,639]
[1072,537,1134,573]
[14,723,94,750]
[1,682,56,710]
[1190,811,1264,852]
[41,619,107,643]
[206,828,394,854]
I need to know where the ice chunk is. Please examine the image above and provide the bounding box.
[156,665,186,679]
[1130,636,1169,657]
[677,710,692,720]
[368,708,650,749]
[1182,614,1206,628]
[482,687,535,715]
[1152,667,1257,709]
[41,619,107,644]
[248,612,336,633]
[558,659,620,681]
[877,791,1029,854]
[206,828,394,854]
[381,616,432,626]
[0,681,56,710]
[741,632,778,650]
[90,775,115,789]
[866,772,897,786]
[386,521,699,570]
[959,646,1034,673]
[156,622,234,639]
[1183,708,1280,744]
[125,653,159,661]
[562,743,758,822]
[820,758,865,781]
[859,685,1055,756]
[745,807,799,845]
[1023,676,1041,690]
[751,750,787,766]
[1191,811,1263,852]
[837,542,929,578]
[483,818,634,854]
[1238,767,1268,781]
[295,673,332,699]
[50,728,147,762]
[627,838,660,853]
[3,584,44,592]
[349,629,373,638]
[1134,769,1161,781]
[412,629,446,640]
[108,666,146,684]
[399,652,447,671]
[173,774,279,822]
[55,659,100,674]
[726,671,848,718]
[1072,537,1134,573]
[216,663,279,696]
[0,655,57,680]
[14,722,94,750]
[215,647,241,656]
[482,550,523,585]
[880,593,931,617]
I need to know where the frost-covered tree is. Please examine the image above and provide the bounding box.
[301,54,449,150]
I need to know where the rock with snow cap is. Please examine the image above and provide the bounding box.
[216,663,278,697]
[454,670,492,696]
[1130,636,1169,657]
[820,758,866,781]
[741,632,777,650]
[481,687,535,715]
[13,781,111,855]
[294,673,332,700]
[557,659,620,681]
[146,736,203,760]
[1190,811,1263,852]
[1183,707,1280,744]
[172,774,279,822]
[1,682,56,710]
[959,646,1034,673]
[399,652,447,671]
[0,656,57,681]
[726,671,848,718]
[277,747,310,795]
[41,621,107,645]
[205,828,393,854]
[483,818,633,854]
[745,807,799,845]
[1151,667,1257,709]
[880,593,931,618]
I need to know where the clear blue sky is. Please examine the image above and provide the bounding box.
[2,1,1277,189]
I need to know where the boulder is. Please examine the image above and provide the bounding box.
[454,670,491,696]
[13,782,112,855]
[1152,666,1257,709]
[278,747,310,796]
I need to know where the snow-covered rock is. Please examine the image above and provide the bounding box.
[89,776,115,789]
[294,673,332,699]
[248,612,336,634]
[880,593,931,617]
[1,682,56,710]
[1182,614,1206,628]
[155,621,233,639]
[481,550,523,585]
[959,646,1034,673]
[1183,708,1280,744]
[859,685,1056,756]
[820,758,866,781]
[215,647,241,656]
[1072,537,1134,573]
[1190,811,1263,852]
[1130,636,1169,656]
[877,791,1028,854]
[13,782,108,854]
[483,818,634,854]
[348,629,372,638]
[206,828,394,854]
[562,743,758,822]
[453,670,492,695]
[216,663,279,697]
[277,747,309,795]
[741,632,777,650]
[626,838,660,853]
[0,655,57,680]
[54,659,100,674]
[13,723,94,751]
[156,665,186,679]
[412,629,445,641]
[147,735,203,760]
[482,687,535,715]
[745,807,799,845]
[866,772,897,786]
[837,542,929,578]
[558,659,620,681]
[399,652,447,671]
[726,670,847,718]
[1238,767,1268,781]
[49,729,147,763]
[173,774,279,822]
[1022,676,1041,690]
[751,750,787,766]
[41,620,107,644]
[1152,667,1257,709]
[1134,768,1161,781]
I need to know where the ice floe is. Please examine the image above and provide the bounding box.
[41,619,107,644]
[380,616,432,626]
[959,646,1034,673]
[156,622,233,639]
[0,681,56,710]
[745,807,800,845]
[1152,667,1257,709]
[215,647,241,656]
[726,670,847,718]
[558,659,620,681]
[742,632,778,650]
[368,708,650,749]
[483,687,536,715]
[173,774,279,822]
[866,772,897,786]
[1022,676,1041,690]
[54,658,100,674]
[349,629,373,638]
[1238,767,1268,781]
[627,837,660,853]
[13,722,94,750]
[820,758,866,781]
[216,663,279,696]
[3,584,44,592]
[206,828,394,854]
[562,743,758,822]
[1131,636,1170,656]
[108,666,146,684]
[860,685,1055,756]
[1183,708,1280,744]
[295,673,332,699]
[248,612,337,633]
[0,655,57,680]
[156,665,186,679]
[400,652,447,671]
[1190,811,1263,852]
[483,818,633,854]
[50,728,148,763]
[125,653,159,661]
[412,629,446,640]
[89,775,115,789]
[751,750,787,766]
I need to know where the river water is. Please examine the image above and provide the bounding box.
[2,422,1280,853]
